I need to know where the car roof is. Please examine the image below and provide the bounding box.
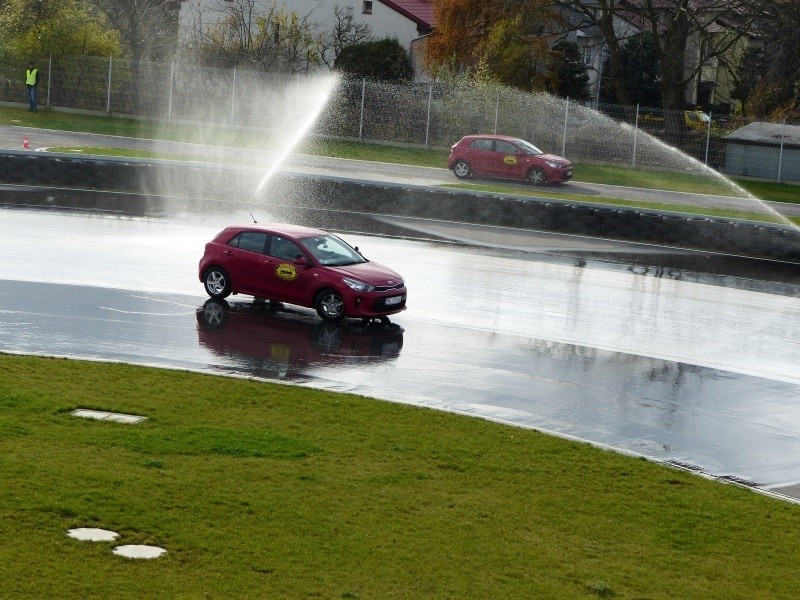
[225,222,328,238]
[461,134,521,142]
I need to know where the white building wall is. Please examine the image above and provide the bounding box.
[178,0,419,63]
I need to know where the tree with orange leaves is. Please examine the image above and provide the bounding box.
[425,0,563,91]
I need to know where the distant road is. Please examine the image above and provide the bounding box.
[2,123,798,219]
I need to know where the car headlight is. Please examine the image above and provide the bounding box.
[343,277,374,292]
[544,160,561,168]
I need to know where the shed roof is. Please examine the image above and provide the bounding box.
[726,122,800,148]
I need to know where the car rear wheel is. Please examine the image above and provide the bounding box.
[315,289,345,321]
[204,266,231,299]
[528,167,547,186]
[452,160,471,179]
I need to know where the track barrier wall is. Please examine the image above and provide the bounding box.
[1,151,798,263]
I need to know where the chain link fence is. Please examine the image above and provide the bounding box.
[2,55,799,183]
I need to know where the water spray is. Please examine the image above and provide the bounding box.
[250,73,341,202]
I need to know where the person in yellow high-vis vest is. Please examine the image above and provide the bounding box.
[25,62,39,112]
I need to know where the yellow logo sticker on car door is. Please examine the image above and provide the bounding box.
[275,263,297,281]
[503,155,517,165]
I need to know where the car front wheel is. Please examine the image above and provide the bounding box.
[315,289,345,321]
[204,266,231,299]
[452,160,471,179]
[528,167,547,186]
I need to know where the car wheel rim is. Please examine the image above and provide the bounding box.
[454,162,469,177]
[207,271,225,294]
[321,294,344,317]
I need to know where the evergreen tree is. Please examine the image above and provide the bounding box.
[334,38,413,82]
[548,41,590,100]
[600,33,660,107]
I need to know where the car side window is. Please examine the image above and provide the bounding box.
[269,235,303,261]
[470,139,493,151]
[229,232,268,253]
[495,141,517,154]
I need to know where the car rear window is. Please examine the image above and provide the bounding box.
[470,139,493,151]
[229,232,267,253]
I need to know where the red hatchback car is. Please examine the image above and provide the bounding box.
[448,134,573,185]
[198,223,407,322]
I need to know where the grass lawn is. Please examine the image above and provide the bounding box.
[2,353,800,599]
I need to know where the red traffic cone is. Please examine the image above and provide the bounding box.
[22,136,29,149]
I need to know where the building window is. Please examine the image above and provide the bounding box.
[362,1,372,14]
[583,46,593,66]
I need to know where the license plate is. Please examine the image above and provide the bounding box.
[567,170,573,176]
[385,295,403,306]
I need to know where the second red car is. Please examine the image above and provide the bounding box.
[448,134,573,185]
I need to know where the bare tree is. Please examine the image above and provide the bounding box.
[199,0,322,73]
[559,0,769,136]
[319,5,373,69]
[90,0,179,61]
[734,0,800,117]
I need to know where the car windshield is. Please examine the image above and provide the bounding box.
[300,234,367,266]
[514,139,543,155]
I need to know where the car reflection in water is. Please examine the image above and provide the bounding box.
[196,298,404,380]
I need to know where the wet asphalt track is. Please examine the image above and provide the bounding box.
[2,125,800,501]
[2,204,800,503]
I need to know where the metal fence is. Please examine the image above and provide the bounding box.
[2,55,799,183]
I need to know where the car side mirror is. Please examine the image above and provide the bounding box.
[294,255,309,266]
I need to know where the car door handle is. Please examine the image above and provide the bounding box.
[224,250,233,256]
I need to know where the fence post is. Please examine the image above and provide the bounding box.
[167,61,174,123]
[562,98,569,157]
[777,118,786,183]
[493,90,500,134]
[46,54,52,108]
[704,112,712,165]
[230,67,237,125]
[358,78,366,141]
[425,83,432,148]
[632,103,640,167]
[106,56,113,114]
